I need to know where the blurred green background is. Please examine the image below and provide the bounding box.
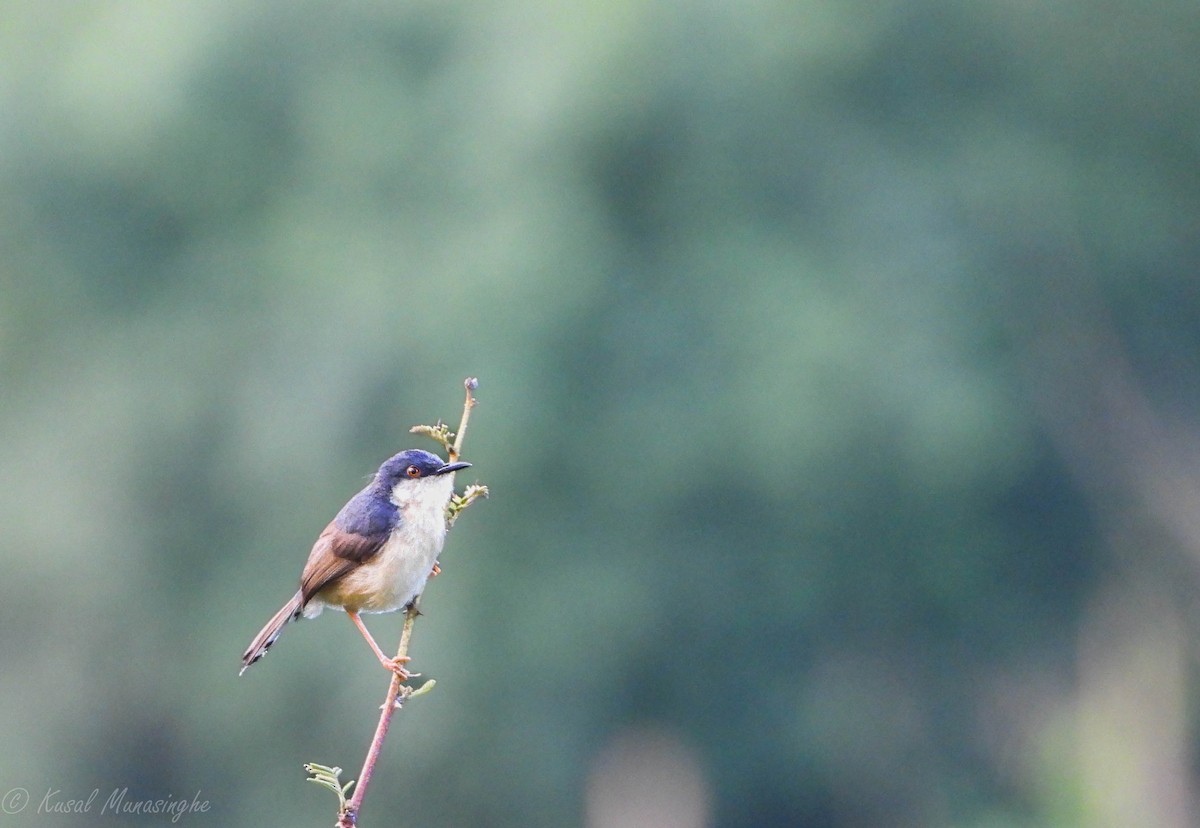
[2,2,1198,827]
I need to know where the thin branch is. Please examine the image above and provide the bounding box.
[328,377,483,828]
[450,377,478,462]
[336,602,421,828]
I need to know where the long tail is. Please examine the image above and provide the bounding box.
[240,591,303,675]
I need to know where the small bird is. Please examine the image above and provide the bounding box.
[240,449,470,676]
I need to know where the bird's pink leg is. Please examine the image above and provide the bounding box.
[347,610,411,678]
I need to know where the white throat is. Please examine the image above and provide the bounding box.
[390,472,456,513]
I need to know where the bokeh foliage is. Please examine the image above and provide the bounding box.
[1,2,1198,826]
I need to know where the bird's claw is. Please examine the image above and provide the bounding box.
[429,561,442,577]
[382,656,412,679]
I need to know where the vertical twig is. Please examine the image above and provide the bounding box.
[449,377,478,462]
[334,377,481,828]
[336,604,419,827]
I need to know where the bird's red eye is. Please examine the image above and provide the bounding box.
[405,465,421,478]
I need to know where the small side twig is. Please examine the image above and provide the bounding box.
[304,764,354,813]
[321,377,485,828]
[408,376,478,463]
[447,484,489,527]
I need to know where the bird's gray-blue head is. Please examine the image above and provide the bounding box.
[375,449,470,509]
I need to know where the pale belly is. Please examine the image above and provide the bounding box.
[310,510,447,615]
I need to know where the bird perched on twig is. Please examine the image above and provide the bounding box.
[240,449,470,676]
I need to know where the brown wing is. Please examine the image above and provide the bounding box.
[299,520,389,605]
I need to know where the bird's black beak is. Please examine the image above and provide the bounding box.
[436,461,471,475]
